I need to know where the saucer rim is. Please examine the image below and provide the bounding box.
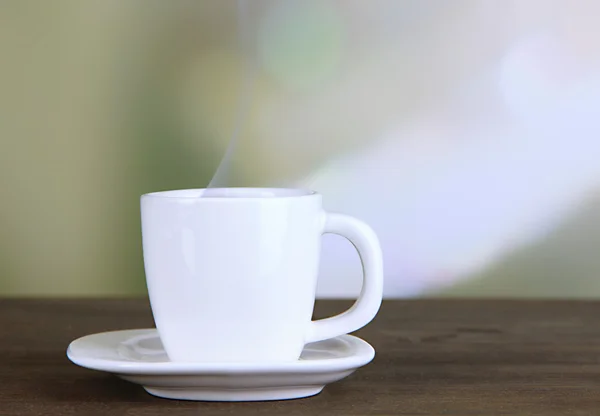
[66,329,375,375]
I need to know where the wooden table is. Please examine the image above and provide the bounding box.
[2,299,599,415]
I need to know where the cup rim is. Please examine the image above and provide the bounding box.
[141,187,319,200]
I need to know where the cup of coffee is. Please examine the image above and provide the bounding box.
[140,188,383,363]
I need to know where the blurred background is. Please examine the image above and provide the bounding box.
[2,0,600,298]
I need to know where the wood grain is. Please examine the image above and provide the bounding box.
[1,299,599,415]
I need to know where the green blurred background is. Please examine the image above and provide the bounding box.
[3,1,600,298]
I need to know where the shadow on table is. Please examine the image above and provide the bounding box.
[32,371,149,403]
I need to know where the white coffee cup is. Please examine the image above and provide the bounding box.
[140,188,383,363]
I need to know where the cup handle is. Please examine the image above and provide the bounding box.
[306,212,384,343]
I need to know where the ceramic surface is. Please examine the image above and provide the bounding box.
[141,188,383,362]
[67,329,375,401]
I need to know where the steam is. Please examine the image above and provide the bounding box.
[206,0,256,190]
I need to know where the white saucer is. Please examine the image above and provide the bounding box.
[66,329,375,401]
